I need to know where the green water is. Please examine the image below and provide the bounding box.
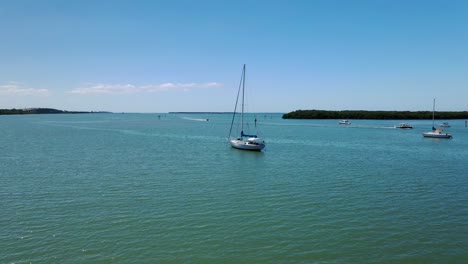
[1,113,468,263]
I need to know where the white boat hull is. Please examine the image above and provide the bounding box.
[230,139,265,151]
[339,120,351,125]
[422,132,452,138]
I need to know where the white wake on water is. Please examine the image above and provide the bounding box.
[181,117,209,122]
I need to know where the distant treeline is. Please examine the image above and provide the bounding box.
[0,108,109,115]
[283,110,468,120]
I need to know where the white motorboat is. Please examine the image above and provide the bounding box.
[396,123,413,129]
[339,120,351,125]
[439,122,451,127]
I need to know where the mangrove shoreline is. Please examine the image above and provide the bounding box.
[0,108,110,115]
[283,110,468,120]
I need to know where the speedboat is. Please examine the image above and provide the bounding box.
[396,123,413,129]
[439,122,450,127]
[422,129,452,139]
[339,120,351,125]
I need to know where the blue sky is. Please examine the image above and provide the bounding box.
[1,0,467,112]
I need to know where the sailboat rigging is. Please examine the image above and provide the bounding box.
[422,98,452,139]
[228,64,266,151]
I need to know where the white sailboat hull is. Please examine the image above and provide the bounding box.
[230,139,265,151]
[422,132,452,138]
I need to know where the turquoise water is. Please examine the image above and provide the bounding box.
[2,113,468,263]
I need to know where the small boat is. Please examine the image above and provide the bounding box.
[228,64,266,151]
[423,129,453,138]
[439,122,450,127]
[339,120,351,125]
[396,123,413,129]
[423,99,452,139]
[230,136,266,151]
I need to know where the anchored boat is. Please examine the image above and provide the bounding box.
[228,64,266,151]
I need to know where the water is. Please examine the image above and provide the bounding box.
[1,113,468,263]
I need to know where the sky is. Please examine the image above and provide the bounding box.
[1,0,467,113]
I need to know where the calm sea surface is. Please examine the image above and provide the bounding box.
[1,113,468,263]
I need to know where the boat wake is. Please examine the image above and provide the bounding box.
[181,117,209,122]
[40,122,223,141]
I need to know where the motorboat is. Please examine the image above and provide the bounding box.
[396,123,413,129]
[439,122,450,127]
[339,120,351,125]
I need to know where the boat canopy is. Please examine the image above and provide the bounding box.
[241,131,257,138]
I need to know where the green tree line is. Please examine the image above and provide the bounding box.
[282,110,468,120]
[0,108,67,115]
[0,108,107,115]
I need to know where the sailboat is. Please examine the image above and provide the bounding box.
[228,64,266,151]
[422,98,452,139]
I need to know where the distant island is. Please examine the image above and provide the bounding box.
[0,108,110,115]
[283,110,468,120]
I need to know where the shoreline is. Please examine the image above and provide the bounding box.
[283,109,468,120]
[0,108,110,115]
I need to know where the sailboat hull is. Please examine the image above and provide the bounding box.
[230,139,265,151]
[422,132,452,138]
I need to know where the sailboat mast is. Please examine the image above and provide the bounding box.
[241,64,245,134]
[432,98,435,127]
[228,64,244,140]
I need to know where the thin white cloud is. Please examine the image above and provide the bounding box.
[69,82,223,94]
[69,84,141,94]
[0,82,49,96]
